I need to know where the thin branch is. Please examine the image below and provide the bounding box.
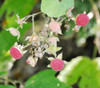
[32,15,35,33]
[89,0,100,24]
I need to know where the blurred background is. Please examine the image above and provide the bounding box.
[0,0,100,88]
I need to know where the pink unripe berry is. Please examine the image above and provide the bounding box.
[10,47,22,59]
[50,59,64,71]
[49,37,58,44]
[49,21,60,32]
[76,14,89,26]
[10,29,19,36]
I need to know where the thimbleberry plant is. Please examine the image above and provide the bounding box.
[49,20,61,33]
[7,0,89,71]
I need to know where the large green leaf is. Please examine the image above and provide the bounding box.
[0,24,31,56]
[25,69,71,88]
[58,56,100,88]
[0,0,36,27]
[94,57,100,86]
[0,71,7,77]
[0,85,15,88]
[41,0,74,17]
[0,0,36,57]
[0,54,12,71]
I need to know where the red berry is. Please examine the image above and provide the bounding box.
[76,14,89,26]
[50,59,64,71]
[49,21,60,32]
[10,47,22,59]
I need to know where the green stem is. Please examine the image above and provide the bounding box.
[92,45,97,59]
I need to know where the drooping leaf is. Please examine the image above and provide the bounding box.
[41,0,74,17]
[0,71,7,77]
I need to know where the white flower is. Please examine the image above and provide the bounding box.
[49,37,59,45]
[29,35,38,42]
[57,53,63,59]
[26,34,39,43]
[35,47,44,59]
[27,56,38,67]
[48,57,54,61]
[13,42,27,54]
[72,25,81,32]
[35,53,43,59]
[66,7,74,18]
[16,14,27,28]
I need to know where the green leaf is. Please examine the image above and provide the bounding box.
[0,85,15,88]
[0,0,36,57]
[73,0,91,15]
[93,57,100,86]
[25,69,71,88]
[58,56,100,88]
[41,0,74,17]
[0,54,12,71]
[0,0,36,27]
[0,23,31,56]
[0,71,7,76]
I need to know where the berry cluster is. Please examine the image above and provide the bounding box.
[8,7,89,71]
